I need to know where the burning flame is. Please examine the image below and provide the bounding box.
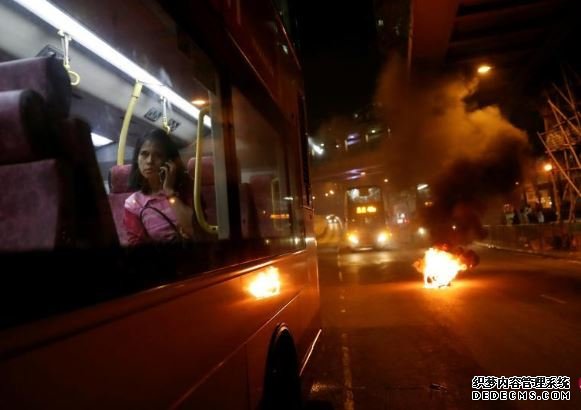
[415,247,467,288]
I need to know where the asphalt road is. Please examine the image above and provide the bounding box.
[305,243,581,410]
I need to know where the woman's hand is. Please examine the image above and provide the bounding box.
[160,160,177,196]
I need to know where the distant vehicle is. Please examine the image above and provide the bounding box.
[342,185,392,251]
[326,214,341,224]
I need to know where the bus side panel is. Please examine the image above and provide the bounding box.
[0,250,317,409]
[0,275,249,409]
[245,247,320,408]
[299,207,322,368]
[173,346,249,409]
[245,290,301,410]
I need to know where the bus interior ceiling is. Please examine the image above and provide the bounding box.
[0,0,211,186]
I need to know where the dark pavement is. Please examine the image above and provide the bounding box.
[306,243,581,409]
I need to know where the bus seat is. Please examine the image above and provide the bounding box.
[109,164,132,194]
[0,56,118,249]
[0,89,74,251]
[0,89,52,164]
[108,164,134,246]
[248,174,276,238]
[0,160,74,251]
[0,56,72,119]
[58,118,118,248]
[187,156,216,225]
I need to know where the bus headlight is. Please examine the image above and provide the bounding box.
[376,232,389,244]
[347,233,359,245]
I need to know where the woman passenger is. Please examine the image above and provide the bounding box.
[123,129,193,245]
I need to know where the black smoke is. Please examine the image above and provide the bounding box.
[374,55,532,245]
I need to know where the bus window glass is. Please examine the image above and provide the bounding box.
[232,87,303,253]
[0,0,228,249]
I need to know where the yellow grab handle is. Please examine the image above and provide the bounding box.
[117,81,143,165]
[193,107,218,235]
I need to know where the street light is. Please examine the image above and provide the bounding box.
[543,162,560,221]
[477,64,492,75]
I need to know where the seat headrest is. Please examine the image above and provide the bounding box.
[108,164,133,193]
[0,89,53,165]
[187,156,214,185]
[0,56,72,119]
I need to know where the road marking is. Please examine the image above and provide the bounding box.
[540,294,567,304]
[341,332,355,410]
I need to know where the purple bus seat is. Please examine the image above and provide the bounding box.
[108,164,134,246]
[0,89,74,251]
[59,118,118,248]
[0,56,71,119]
[187,156,216,225]
[0,56,118,249]
[0,89,52,164]
[0,160,74,251]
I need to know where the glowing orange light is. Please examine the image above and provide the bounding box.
[414,248,467,288]
[191,99,207,106]
[270,213,290,220]
[366,206,377,213]
[543,163,553,172]
[477,65,492,75]
[249,267,281,299]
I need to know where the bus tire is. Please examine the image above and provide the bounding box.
[261,326,302,410]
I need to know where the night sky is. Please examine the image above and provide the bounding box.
[294,0,380,132]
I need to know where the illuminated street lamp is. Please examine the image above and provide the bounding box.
[543,161,561,221]
[477,64,492,75]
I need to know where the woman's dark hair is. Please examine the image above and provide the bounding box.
[128,129,185,193]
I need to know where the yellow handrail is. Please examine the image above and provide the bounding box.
[193,107,218,235]
[117,81,143,165]
[271,177,285,231]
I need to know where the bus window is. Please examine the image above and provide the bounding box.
[0,0,228,249]
[232,87,305,254]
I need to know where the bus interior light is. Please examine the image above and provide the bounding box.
[13,0,210,127]
[90,132,113,147]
